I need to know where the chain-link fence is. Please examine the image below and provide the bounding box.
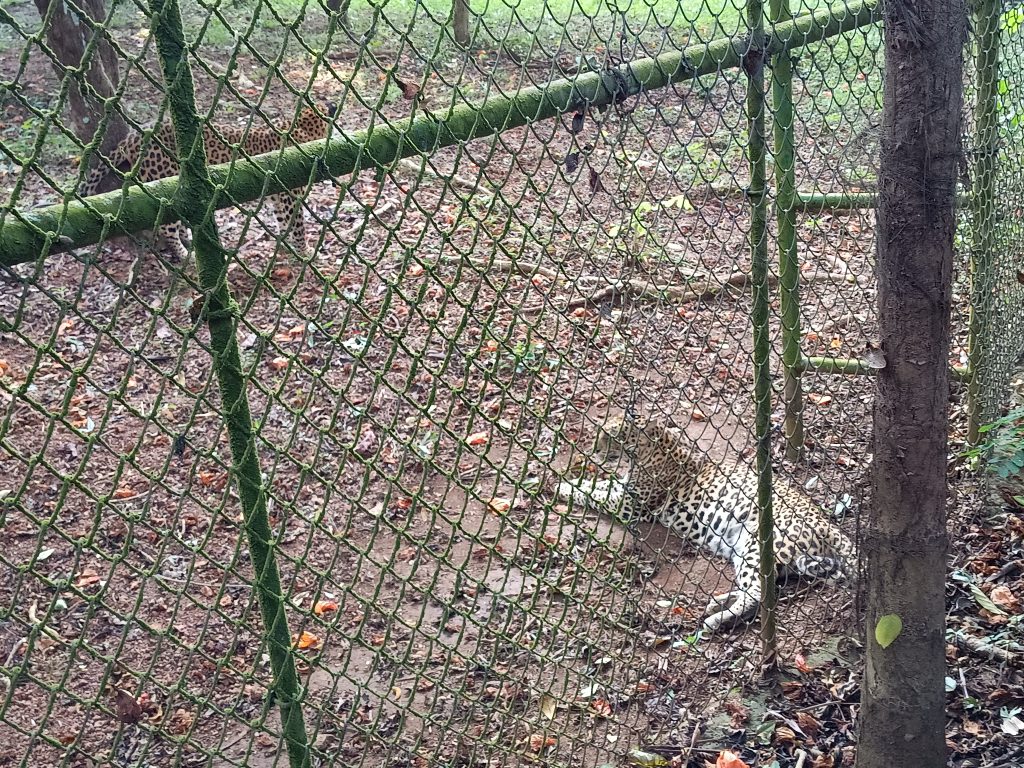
[0,0,1020,765]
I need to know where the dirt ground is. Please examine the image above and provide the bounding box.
[0,12,1015,768]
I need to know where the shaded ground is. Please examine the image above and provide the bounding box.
[0,6,1016,768]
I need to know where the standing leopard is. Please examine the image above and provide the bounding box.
[80,104,335,260]
[556,413,856,632]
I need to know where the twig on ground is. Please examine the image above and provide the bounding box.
[434,257,853,313]
[399,158,493,200]
[559,270,853,312]
[950,631,1024,666]
[434,256,559,281]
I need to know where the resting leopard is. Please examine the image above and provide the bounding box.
[80,104,335,260]
[556,413,856,632]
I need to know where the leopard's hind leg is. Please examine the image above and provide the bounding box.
[270,191,308,255]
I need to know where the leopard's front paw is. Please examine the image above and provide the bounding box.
[555,480,581,502]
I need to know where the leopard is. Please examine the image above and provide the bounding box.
[555,412,856,632]
[80,104,336,261]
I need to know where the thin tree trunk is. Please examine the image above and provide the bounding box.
[453,0,469,47]
[856,4,965,768]
[33,0,129,189]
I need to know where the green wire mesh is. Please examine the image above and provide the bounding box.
[0,0,1020,766]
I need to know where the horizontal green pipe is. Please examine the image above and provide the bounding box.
[800,355,969,380]
[0,0,879,266]
[796,191,971,213]
[797,192,878,212]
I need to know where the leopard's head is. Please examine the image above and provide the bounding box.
[290,102,337,143]
[592,412,682,464]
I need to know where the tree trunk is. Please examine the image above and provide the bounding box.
[856,5,965,768]
[33,0,129,190]
[453,0,469,47]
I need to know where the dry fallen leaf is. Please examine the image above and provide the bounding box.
[167,707,195,735]
[723,698,750,729]
[796,711,821,738]
[487,498,511,515]
[540,694,556,720]
[527,733,556,753]
[465,431,489,446]
[75,568,101,588]
[112,485,137,500]
[294,631,321,650]
[394,75,421,100]
[314,600,339,616]
[112,689,144,724]
[773,725,799,749]
[590,698,612,717]
[990,584,1021,613]
[268,357,289,372]
[715,750,750,768]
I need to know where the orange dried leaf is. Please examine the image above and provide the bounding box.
[795,653,813,674]
[294,631,321,650]
[715,750,750,768]
[112,486,137,500]
[0,359,9,376]
[990,584,1021,613]
[314,600,339,616]
[198,471,219,487]
[590,698,612,717]
[75,568,101,588]
[527,733,556,753]
[268,357,289,372]
[487,498,511,515]
[465,431,489,446]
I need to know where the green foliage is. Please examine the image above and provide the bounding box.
[964,405,1024,479]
